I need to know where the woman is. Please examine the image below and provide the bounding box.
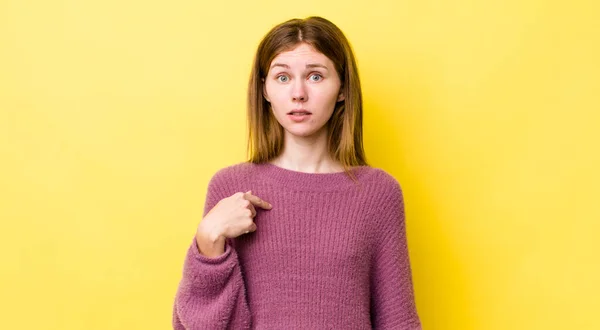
[173,16,422,329]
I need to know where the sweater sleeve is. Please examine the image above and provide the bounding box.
[172,171,252,330]
[370,178,422,330]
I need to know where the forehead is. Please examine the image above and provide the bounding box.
[270,43,331,68]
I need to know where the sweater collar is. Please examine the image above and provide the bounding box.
[254,162,372,192]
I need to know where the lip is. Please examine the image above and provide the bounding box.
[287,109,312,115]
[287,110,312,122]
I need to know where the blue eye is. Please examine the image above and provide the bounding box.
[309,74,322,82]
[277,75,289,83]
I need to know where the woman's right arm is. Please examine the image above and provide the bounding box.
[172,172,271,329]
[172,236,251,330]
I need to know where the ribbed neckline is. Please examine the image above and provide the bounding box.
[253,162,373,192]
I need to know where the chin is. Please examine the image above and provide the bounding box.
[285,130,314,138]
[283,126,326,139]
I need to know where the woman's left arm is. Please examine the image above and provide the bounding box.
[370,179,422,330]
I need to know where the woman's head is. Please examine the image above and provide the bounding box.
[247,16,367,171]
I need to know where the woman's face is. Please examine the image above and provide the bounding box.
[263,43,344,139]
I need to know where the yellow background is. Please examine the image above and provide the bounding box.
[1,0,598,329]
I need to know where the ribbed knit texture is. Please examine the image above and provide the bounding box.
[173,162,422,329]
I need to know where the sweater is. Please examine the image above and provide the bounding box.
[172,161,422,329]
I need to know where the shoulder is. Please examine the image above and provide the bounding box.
[362,167,405,225]
[363,166,403,197]
[206,161,258,190]
[209,161,254,183]
[210,161,254,180]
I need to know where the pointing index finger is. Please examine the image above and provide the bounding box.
[244,191,273,209]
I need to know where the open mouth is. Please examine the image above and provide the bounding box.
[287,110,312,121]
[287,110,312,116]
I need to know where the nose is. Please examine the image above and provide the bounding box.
[291,80,307,102]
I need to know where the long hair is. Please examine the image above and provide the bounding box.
[246,16,368,180]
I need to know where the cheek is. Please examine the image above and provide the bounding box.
[265,84,287,105]
[312,87,340,108]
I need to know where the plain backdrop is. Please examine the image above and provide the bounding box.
[1,0,598,329]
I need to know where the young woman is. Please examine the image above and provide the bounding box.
[173,16,422,329]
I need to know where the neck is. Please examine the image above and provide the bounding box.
[270,128,343,173]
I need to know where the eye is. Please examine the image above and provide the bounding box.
[309,74,323,82]
[276,75,289,83]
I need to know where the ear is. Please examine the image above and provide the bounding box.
[262,78,270,102]
[337,89,345,102]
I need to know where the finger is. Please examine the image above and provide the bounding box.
[248,222,257,233]
[243,222,257,235]
[243,191,273,210]
[247,203,257,218]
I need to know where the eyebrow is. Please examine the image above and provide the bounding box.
[270,63,329,70]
